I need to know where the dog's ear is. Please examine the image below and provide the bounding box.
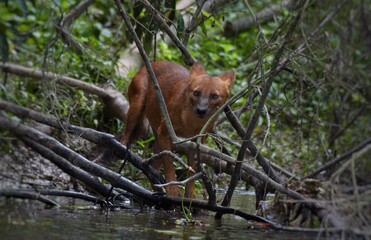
[218,70,235,88]
[190,62,207,77]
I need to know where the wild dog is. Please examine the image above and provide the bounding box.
[121,61,235,197]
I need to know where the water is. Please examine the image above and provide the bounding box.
[0,193,323,239]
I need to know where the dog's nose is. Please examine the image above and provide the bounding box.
[196,108,207,117]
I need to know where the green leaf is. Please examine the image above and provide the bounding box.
[200,10,224,31]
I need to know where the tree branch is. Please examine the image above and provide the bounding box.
[0,114,158,202]
[0,62,131,124]
[58,0,95,54]
[0,100,163,186]
[224,0,293,37]
[0,189,60,206]
[0,102,344,227]
[0,189,107,205]
[154,172,202,188]
[20,137,115,198]
[1,62,109,98]
[304,137,371,179]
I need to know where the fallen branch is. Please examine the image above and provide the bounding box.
[0,100,345,227]
[0,114,281,228]
[0,189,106,205]
[1,62,109,98]
[0,189,59,206]
[0,99,164,187]
[0,114,159,202]
[0,62,130,123]
[20,137,116,199]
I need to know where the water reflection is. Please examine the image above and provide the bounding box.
[0,193,323,240]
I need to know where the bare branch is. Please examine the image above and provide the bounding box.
[0,114,157,201]
[21,137,115,198]
[147,150,195,173]
[0,100,163,186]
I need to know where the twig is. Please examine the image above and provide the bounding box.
[277,0,347,73]
[196,144,217,205]
[328,105,366,147]
[147,150,195,173]
[224,106,283,180]
[173,134,208,145]
[154,172,202,188]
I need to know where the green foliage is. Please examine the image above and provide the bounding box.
[0,0,121,129]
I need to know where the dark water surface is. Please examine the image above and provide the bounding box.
[0,192,323,240]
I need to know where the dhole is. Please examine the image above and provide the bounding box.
[121,61,235,197]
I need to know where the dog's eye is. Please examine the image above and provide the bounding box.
[210,93,219,100]
[193,91,201,97]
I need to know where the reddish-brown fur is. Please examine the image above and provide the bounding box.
[121,61,235,197]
